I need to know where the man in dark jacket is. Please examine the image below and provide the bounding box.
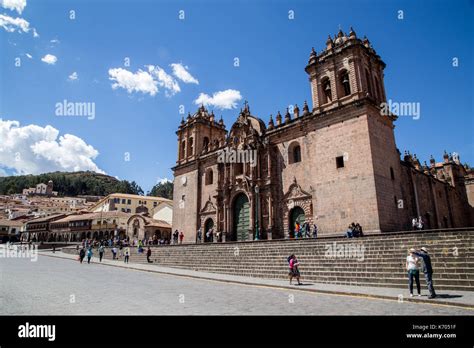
[415,247,437,298]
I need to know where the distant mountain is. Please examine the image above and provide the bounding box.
[0,171,144,197]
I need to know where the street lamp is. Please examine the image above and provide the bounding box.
[254,185,260,241]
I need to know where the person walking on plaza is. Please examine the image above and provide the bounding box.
[312,223,318,238]
[173,230,179,244]
[288,254,302,285]
[124,246,130,264]
[294,222,300,239]
[412,217,418,230]
[414,247,437,299]
[197,228,202,243]
[179,231,184,244]
[406,248,421,297]
[146,246,152,263]
[98,245,105,262]
[86,247,93,264]
[111,246,117,260]
[79,247,85,264]
[304,222,310,238]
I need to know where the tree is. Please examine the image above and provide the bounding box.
[149,181,173,200]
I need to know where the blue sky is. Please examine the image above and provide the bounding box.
[1,0,473,192]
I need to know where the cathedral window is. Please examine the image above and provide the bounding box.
[390,167,395,180]
[288,142,302,164]
[203,137,209,151]
[205,169,214,185]
[365,69,373,97]
[336,156,345,168]
[180,140,186,159]
[322,77,332,103]
[189,137,194,156]
[340,70,351,96]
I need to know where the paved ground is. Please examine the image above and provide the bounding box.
[0,250,472,315]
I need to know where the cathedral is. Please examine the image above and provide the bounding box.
[172,28,474,242]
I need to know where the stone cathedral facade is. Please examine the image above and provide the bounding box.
[172,29,473,243]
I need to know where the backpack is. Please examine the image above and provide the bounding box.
[287,255,292,264]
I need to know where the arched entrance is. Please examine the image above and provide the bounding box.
[204,218,214,242]
[289,206,305,237]
[232,193,250,241]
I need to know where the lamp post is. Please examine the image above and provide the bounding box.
[254,185,260,240]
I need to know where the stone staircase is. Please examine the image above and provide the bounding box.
[63,229,474,291]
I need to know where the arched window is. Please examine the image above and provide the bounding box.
[340,70,351,96]
[322,77,332,104]
[205,169,213,185]
[188,137,194,156]
[180,140,186,159]
[365,69,373,97]
[203,137,209,152]
[390,167,395,180]
[288,142,302,164]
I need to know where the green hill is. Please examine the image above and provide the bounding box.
[0,171,143,196]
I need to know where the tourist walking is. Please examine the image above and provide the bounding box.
[312,223,318,238]
[414,247,437,298]
[86,247,93,264]
[406,248,421,297]
[98,245,105,262]
[147,246,152,263]
[179,231,184,244]
[79,248,85,264]
[173,230,179,244]
[304,222,310,238]
[111,246,117,260]
[412,217,418,230]
[197,228,202,243]
[124,247,130,264]
[288,254,302,285]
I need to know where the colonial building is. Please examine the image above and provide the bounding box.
[90,193,173,225]
[172,28,473,242]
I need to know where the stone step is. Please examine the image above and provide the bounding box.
[62,230,473,291]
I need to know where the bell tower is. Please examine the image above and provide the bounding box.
[176,105,227,165]
[305,27,387,114]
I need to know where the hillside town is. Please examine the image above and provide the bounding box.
[0,181,173,244]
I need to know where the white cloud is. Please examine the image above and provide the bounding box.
[170,63,199,84]
[0,14,37,36]
[41,54,57,65]
[25,53,32,58]
[108,67,158,96]
[157,177,171,185]
[68,71,78,81]
[0,0,27,14]
[50,38,59,44]
[194,89,242,110]
[109,65,181,97]
[147,65,181,97]
[0,119,104,175]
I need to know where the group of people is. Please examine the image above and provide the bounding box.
[172,230,185,244]
[196,227,223,243]
[77,238,156,264]
[412,216,425,230]
[406,247,437,298]
[345,222,364,238]
[291,222,318,239]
